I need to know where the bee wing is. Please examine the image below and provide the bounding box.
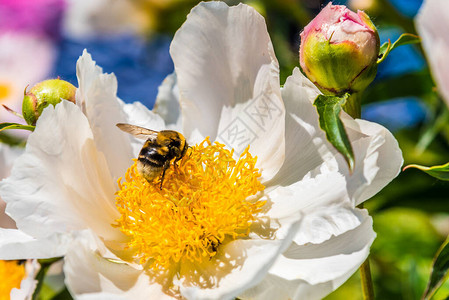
[116,123,158,141]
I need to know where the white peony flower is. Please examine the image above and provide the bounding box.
[415,0,449,105]
[0,2,402,299]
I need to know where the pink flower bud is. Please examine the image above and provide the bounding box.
[299,3,380,95]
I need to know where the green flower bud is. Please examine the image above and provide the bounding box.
[299,3,380,96]
[22,79,76,125]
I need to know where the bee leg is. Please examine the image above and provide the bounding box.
[173,156,182,171]
[160,160,171,190]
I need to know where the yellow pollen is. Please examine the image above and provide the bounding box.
[0,260,26,299]
[0,84,10,101]
[114,138,265,270]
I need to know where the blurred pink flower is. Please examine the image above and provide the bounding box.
[0,0,61,128]
[0,0,65,38]
[0,33,56,127]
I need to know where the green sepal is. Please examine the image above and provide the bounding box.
[403,162,449,181]
[422,237,449,300]
[378,33,420,64]
[0,122,35,132]
[304,35,377,95]
[313,94,355,172]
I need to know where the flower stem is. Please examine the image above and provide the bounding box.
[343,92,362,119]
[32,257,63,300]
[359,254,375,300]
[343,94,375,299]
[357,202,374,299]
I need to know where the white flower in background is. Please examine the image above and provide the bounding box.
[415,0,449,105]
[62,0,150,38]
[348,0,376,11]
[0,2,402,299]
[0,33,55,126]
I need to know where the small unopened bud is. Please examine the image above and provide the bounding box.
[22,79,76,125]
[299,3,380,96]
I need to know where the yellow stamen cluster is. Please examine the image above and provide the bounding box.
[114,138,265,270]
[0,260,25,299]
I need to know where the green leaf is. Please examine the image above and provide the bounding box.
[377,39,392,64]
[313,94,354,171]
[0,122,35,132]
[0,132,25,146]
[422,237,449,299]
[378,33,421,64]
[403,162,449,181]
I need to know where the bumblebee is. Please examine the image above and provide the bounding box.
[116,123,188,188]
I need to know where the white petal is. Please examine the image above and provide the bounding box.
[242,210,375,300]
[0,101,122,242]
[76,50,135,180]
[271,68,402,205]
[238,274,299,300]
[122,101,165,132]
[342,116,403,205]
[240,275,345,300]
[179,219,300,300]
[64,233,173,299]
[121,100,166,156]
[266,171,349,221]
[267,68,331,187]
[270,210,374,285]
[416,0,449,105]
[171,2,285,181]
[267,167,366,246]
[153,72,182,128]
[0,228,72,259]
[292,205,365,246]
[0,143,23,229]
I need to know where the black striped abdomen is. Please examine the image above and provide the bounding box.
[136,142,168,182]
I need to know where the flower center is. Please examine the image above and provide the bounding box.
[0,84,11,101]
[0,260,26,298]
[114,138,265,270]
